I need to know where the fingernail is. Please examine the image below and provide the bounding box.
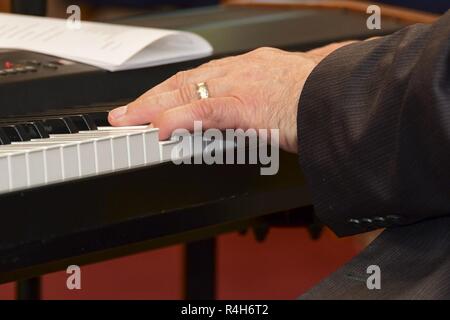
[109,105,128,120]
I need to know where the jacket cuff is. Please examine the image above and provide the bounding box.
[297,40,382,236]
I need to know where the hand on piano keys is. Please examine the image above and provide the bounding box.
[0,112,185,194]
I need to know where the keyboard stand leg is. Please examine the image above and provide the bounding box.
[16,277,41,300]
[184,238,216,300]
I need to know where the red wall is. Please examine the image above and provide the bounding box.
[0,228,361,300]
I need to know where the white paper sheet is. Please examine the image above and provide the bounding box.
[0,13,213,71]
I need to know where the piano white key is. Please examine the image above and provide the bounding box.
[127,132,145,167]
[111,135,128,169]
[143,129,160,164]
[78,140,96,176]
[159,140,181,162]
[61,143,80,180]
[9,152,28,190]
[94,137,113,173]
[0,154,10,192]
[27,149,46,187]
[45,145,64,184]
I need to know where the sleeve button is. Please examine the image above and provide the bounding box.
[361,218,373,225]
[348,218,361,225]
[386,215,402,224]
[373,216,386,226]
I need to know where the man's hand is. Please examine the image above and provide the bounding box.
[109,43,355,153]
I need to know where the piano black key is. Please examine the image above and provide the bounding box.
[65,115,97,131]
[41,118,78,135]
[14,124,33,141]
[30,121,50,138]
[64,115,88,131]
[1,125,30,142]
[81,114,98,130]
[0,128,11,145]
[20,122,49,139]
[87,112,110,127]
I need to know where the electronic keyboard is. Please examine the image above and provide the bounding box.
[0,5,412,286]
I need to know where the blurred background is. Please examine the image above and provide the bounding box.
[0,0,448,20]
[0,0,447,300]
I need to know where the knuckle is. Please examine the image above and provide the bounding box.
[192,100,216,120]
[132,94,147,106]
[253,47,275,55]
[126,101,140,114]
[173,70,188,87]
[178,85,195,104]
[230,95,245,109]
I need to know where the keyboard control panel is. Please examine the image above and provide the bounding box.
[0,49,98,82]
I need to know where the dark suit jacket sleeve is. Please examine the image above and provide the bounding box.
[297,11,450,237]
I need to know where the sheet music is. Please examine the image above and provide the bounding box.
[0,13,213,71]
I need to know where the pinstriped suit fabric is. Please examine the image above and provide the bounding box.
[297,11,450,299]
